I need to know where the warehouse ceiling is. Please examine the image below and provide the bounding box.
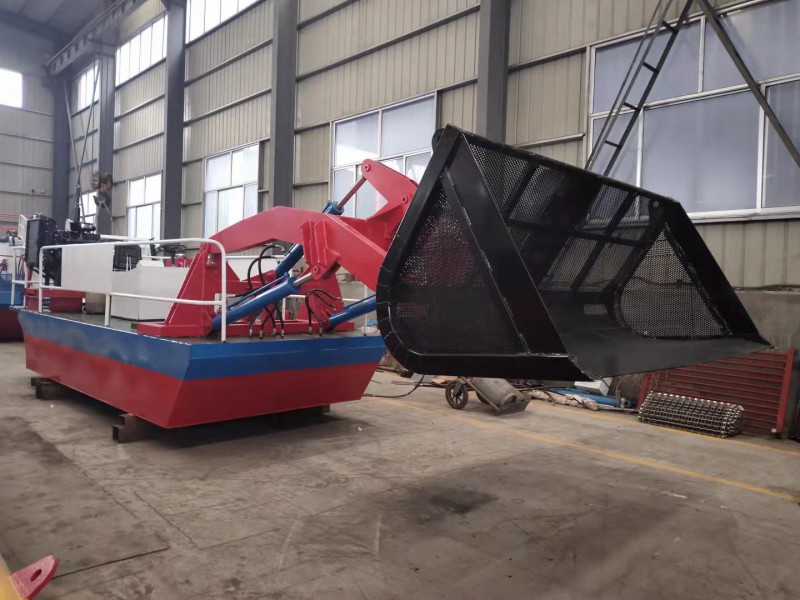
[0,0,109,43]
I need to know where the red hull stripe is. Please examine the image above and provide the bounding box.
[25,334,380,427]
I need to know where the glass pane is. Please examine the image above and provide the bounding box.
[204,191,218,236]
[334,113,379,166]
[0,69,22,108]
[221,0,237,21]
[642,92,759,213]
[145,173,162,204]
[381,97,435,157]
[206,153,231,190]
[119,43,130,83]
[355,182,379,218]
[239,0,258,10]
[404,151,431,183]
[704,0,800,91]
[137,204,153,238]
[590,113,638,184]
[244,184,258,217]
[593,23,700,113]
[152,202,161,238]
[129,34,141,77]
[188,0,205,40]
[764,81,800,209]
[139,26,152,71]
[127,208,136,236]
[115,48,121,85]
[151,18,164,63]
[219,187,244,229]
[332,168,356,217]
[205,0,221,31]
[129,178,145,206]
[231,144,258,185]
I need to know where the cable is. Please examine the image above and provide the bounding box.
[363,376,425,399]
[246,244,285,290]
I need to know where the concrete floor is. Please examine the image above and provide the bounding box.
[1,341,799,599]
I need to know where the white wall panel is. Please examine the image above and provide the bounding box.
[506,52,585,146]
[119,0,166,39]
[298,0,479,75]
[185,0,273,81]
[438,83,476,130]
[293,183,329,212]
[114,136,164,181]
[294,126,330,185]
[183,93,271,162]
[116,63,165,115]
[185,45,271,120]
[296,11,478,127]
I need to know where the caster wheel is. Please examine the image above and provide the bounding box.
[445,380,469,410]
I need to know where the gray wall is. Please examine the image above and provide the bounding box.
[0,22,54,230]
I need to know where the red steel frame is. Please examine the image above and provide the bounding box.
[138,160,418,338]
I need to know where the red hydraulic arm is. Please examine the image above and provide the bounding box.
[138,160,418,338]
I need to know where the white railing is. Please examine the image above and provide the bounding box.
[34,238,230,342]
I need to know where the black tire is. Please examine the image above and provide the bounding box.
[445,380,469,410]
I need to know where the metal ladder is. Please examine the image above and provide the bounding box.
[586,0,695,176]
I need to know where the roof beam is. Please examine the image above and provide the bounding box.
[0,8,68,46]
[47,0,150,75]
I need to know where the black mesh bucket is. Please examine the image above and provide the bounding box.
[376,126,769,380]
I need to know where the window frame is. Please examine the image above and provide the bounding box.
[126,172,163,239]
[586,0,800,222]
[115,14,168,87]
[330,94,437,217]
[185,0,263,44]
[0,68,23,109]
[203,143,260,236]
[75,63,99,112]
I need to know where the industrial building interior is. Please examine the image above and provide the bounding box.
[0,0,799,598]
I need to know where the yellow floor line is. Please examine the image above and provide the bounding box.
[536,401,800,458]
[378,398,800,503]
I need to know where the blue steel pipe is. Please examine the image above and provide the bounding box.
[211,273,311,331]
[274,201,344,278]
[326,296,376,330]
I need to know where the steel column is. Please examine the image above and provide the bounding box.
[269,0,298,208]
[51,74,70,225]
[162,0,186,238]
[475,0,510,141]
[96,52,116,235]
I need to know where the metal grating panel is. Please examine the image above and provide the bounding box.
[640,349,796,435]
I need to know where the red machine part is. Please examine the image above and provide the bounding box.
[8,556,58,599]
[139,160,417,338]
[639,349,796,435]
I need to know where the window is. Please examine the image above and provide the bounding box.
[127,173,162,239]
[80,192,97,225]
[115,15,168,85]
[76,64,98,111]
[332,96,435,218]
[589,0,800,218]
[204,144,259,236]
[186,0,260,43]
[0,68,22,108]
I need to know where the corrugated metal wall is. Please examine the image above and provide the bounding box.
[506,0,798,287]
[111,0,273,237]
[0,23,54,224]
[181,0,273,236]
[293,0,479,210]
[112,2,167,235]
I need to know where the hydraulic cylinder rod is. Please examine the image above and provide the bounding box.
[326,296,376,330]
[210,272,313,331]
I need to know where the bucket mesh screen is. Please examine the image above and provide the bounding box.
[466,139,727,339]
[377,127,767,379]
[390,183,524,355]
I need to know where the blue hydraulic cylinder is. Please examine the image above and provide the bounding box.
[274,201,344,278]
[326,296,376,330]
[211,274,306,331]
